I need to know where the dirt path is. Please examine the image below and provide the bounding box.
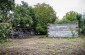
[0,37,85,55]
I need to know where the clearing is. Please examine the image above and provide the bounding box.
[0,36,85,55]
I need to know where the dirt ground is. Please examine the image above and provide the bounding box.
[0,36,85,55]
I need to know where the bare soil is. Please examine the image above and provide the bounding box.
[0,36,85,55]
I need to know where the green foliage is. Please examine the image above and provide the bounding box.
[54,19,61,24]
[12,1,34,28]
[34,3,57,34]
[0,0,14,10]
[80,12,85,34]
[55,11,82,24]
[63,11,78,22]
[55,19,71,24]
[76,14,82,34]
[0,0,14,22]
[0,23,12,42]
[0,0,14,42]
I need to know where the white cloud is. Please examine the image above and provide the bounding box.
[15,0,85,19]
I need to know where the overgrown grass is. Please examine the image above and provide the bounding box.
[0,39,12,47]
[0,36,85,55]
[38,37,85,45]
[0,37,85,47]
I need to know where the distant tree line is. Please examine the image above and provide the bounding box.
[12,1,57,35]
[0,1,57,42]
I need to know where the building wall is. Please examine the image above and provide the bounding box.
[11,28,35,38]
[48,24,78,37]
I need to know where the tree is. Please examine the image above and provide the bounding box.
[76,14,82,35]
[0,0,14,42]
[63,11,83,35]
[80,11,85,34]
[0,0,14,22]
[34,3,57,34]
[12,1,34,28]
[63,11,78,22]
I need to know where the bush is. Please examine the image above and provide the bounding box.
[0,23,12,42]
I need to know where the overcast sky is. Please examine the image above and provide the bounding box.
[15,0,85,19]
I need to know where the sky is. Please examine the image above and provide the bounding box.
[15,0,85,19]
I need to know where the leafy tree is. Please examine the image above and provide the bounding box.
[0,0,14,22]
[0,0,14,42]
[63,11,83,35]
[75,11,85,35]
[34,3,57,34]
[12,1,34,28]
[76,14,82,35]
[63,11,78,22]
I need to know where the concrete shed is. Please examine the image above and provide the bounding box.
[48,23,78,37]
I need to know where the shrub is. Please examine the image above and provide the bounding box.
[0,23,12,42]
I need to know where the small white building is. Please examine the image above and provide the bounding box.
[48,23,78,37]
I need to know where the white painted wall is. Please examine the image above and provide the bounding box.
[48,24,78,37]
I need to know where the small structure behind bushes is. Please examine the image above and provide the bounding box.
[11,27,35,38]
